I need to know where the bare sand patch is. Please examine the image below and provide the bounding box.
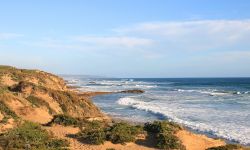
[0,75,17,86]
[176,130,225,150]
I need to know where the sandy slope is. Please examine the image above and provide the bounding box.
[176,130,225,150]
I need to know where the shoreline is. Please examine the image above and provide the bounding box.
[64,80,249,149]
[71,87,229,149]
[0,66,246,150]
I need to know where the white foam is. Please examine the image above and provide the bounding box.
[117,96,250,145]
[177,89,235,96]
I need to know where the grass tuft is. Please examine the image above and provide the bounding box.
[26,95,55,114]
[0,101,18,122]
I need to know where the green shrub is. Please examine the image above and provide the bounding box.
[78,121,106,145]
[157,132,185,150]
[0,101,18,121]
[144,121,181,134]
[46,114,79,126]
[46,138,70,149]
[130,125,144,135]
[206,144,243,150]
[77,121,143,145]
[0,65,14,70]
[144,121,185,150]
[0,86,8,94]
[0,121,69,150]
[106,122,141,144]
[27,95,54,114]
[27,95,55,114]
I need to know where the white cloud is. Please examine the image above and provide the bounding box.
[72,36,154,48]
[114,20,250,51]
[0,33,23,40]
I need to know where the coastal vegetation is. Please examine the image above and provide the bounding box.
[106,122,143,144]
[27,95,55,115]
[77,120,106,145]
[144,121,185,150]
[206,144,250,150]
[0,121,69,150]
[77,120,185,150]
[0,101,18,123]
[46,114,80,126]
[77,121,143,145]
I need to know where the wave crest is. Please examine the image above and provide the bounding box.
[117,96,250,145]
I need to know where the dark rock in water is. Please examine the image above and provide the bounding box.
[89,81,96,84]
[118,89,145,94]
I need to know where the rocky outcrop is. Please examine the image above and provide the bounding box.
[118,89,145,94]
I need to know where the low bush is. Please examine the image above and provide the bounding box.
[46,114,79,126]
[0,101,18,122]
[144,121,181,134]
[77,121,143,145]
[106,122,143,144]
[157,132,185,150]
[144,121,185,150]
[77,120,184,149]
[206,144,244,150]
[46,138,70,149]
[0,121,69,150]
[78,121,106,145]
[0,86,8,94]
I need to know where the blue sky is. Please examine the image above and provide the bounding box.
[0,0,250,77]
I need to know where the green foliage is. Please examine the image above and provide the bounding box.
[20,69,36,74]
[77,121,144,145]
[206,144,243,150]
[26,95,54,114]
[0,121,69,150]
[49,90,78,114]
[77,121,142,145]
[78,121,106,145]
[130,125,144,135]
[157,132,185,150]
[46,138,70,149]
[144,121,181,134]
[47,114,79,126]
[106,122,142,144]
[0,101,18,121]
[0,65,14,70]
[0,86,8,94]
[144,121,185,150]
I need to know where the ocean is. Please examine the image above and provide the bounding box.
[62,76,250,145]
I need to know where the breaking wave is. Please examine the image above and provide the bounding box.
[117,97,250,145]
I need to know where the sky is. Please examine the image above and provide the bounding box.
[0,0,250,77]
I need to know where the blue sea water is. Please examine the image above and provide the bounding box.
[62,76,250,145]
